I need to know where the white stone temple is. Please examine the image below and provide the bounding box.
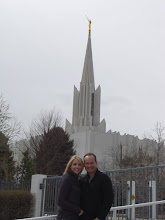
[65,21,156,169]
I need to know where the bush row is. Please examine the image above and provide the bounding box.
[0,190,34,220]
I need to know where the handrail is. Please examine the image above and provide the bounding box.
[16,215,57,220]
[16,200,165,220]
[110,200,165,219]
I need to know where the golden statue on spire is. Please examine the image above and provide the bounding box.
[88,19,91,34]
[86,15,91,34]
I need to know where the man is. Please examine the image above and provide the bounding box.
[79,153,114,220]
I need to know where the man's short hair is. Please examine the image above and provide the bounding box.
[83,153,97,162]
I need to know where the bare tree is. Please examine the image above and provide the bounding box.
[101,139,155,170]
[29,108,63,136]
[0,94,21,143]
[102,122,165,170]
[149,122,165,164]
[26,108,63,155]
[24,108,74,175]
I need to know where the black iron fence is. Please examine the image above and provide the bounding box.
[0,180,31,191]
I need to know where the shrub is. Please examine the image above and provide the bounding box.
[0,190,34,220]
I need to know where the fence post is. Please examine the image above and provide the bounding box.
[127,181,135,220]
[113,210,117,220]
[31,174,47,217]
[149,180,156,219]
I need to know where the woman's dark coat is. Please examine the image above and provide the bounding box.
[57,169,81,220]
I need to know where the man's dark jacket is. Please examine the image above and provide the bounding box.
[79,169,113,220]
[57,169,81,220]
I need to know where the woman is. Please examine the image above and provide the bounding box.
[57,155,84,220]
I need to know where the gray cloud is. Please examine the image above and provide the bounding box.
[0,0,164,139]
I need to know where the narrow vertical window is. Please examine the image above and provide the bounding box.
[91,93,94,118]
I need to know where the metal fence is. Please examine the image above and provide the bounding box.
[0,180,31,191]
[41,164,165,219]
[41,176,61,216]
[106,165,165,219]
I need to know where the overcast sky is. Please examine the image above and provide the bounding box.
[1,0,165,140]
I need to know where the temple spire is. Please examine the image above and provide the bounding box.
[81,19,94,85]
[65,21,105,135]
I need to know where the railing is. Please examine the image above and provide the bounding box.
[16,200,165,220]
[16,215,57,220]
[0,180,31,191]
[110,200,165,220]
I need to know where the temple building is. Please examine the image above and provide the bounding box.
[10,22,157,168]
[65,21,156,169]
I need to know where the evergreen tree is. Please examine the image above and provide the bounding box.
[35,127,75,176]
[17,148,36,183]
[27,109,75,176]
[0,131,15,182]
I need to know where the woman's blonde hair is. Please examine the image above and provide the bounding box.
[63,155,84,175]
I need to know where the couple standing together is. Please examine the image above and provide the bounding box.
[57,153,114,220]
